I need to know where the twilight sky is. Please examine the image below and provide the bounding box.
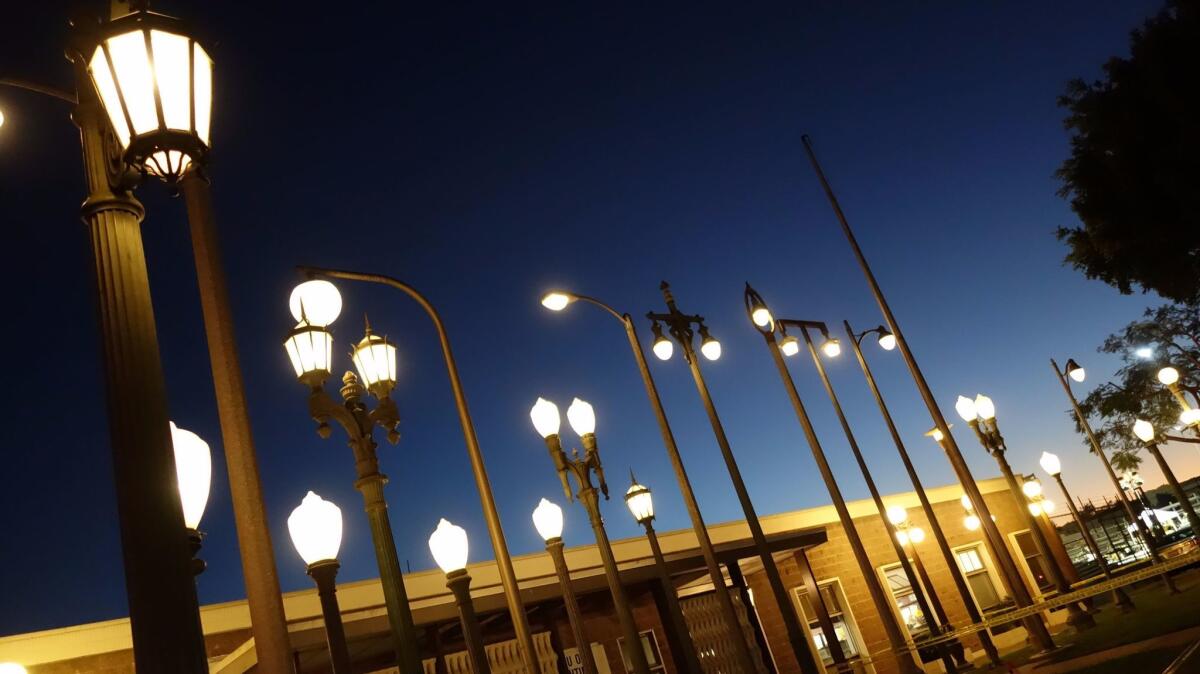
[2,0,1195,636]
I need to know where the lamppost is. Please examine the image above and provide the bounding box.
[741,287,928,674]
[298,267,538,671]
[540,289,759,674]
[647,281,820,674]
[529,398,652,674]
[1156,367,1200,435]
[1050,358,1178,593]
[623,474,704,674]
[288,492,353,674]
[801,135,1056,653]
[1038,453,1135,613]
[532,499,598,674]
[845,320,1000,666]
[171,422,212,576]
[1119,471,1165,538]
[281,280,420,672]
[429,519,492,674]
[1132,420,1200,535]
[924,425,1058,650]
[955,394,1094,630]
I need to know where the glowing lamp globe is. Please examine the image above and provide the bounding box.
[1028,503,1042,517]
[1158,367,1180,386]
[1181,408,1200,427]
[1039,452,1062,477]
[625,481,654,524]
[532,498,564,541]
[751,307,773,329]
[170,422,211,530]
[886,505,908,526]
[566,398,596,436]
[895,530,910,546]
[541,292,572,311]
[960,494,973,510]
[955,396,978,422]
[700,334,722,361]
[964,514,981,531]
[1133,419,1156,443]
[429,518,469,574]
[284,321,333,386]
[974,395,996,421]
[352,330,398,397]
[652,335,674,361]
[821,338,841,358]
[530,398,561,438]
[88,9,212,181]
[0,664,27,674]
[289,280,342,327]
[908,527,926,544]
[1041,499,1056,514]
[287,491,343,566]
[1065,359,1086,383]
[780,335,800,356]
[877,330,897,351]
[1022,479,1043,498]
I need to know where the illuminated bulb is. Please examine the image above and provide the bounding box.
[287,491,343,566]
[895,530,910,546]
[532,498,564,541]
[886,505,908,526]
[624,481,655,524]
[1135,346,1154,359]
[0,110,5,129]
[1133,419,1156,443]
[751,307,773,328]
[170,422,212,530]
[1158,367,1180,386]
[530,398,561,438]
[566,398,596,436]
[1065,359,1086,383]
[700,336,722,361]
[0,664,27,674]
[1039,451,1062,477]
[428,518,469,574]
[780,335,800,357]
[821,338,841,358]
[289,280,342,327]
[955,396,978,422]
[1022,479,1043,498]
[1028,502,1042,517]
[908,527,925,544]
[960,494,973,510]
[541,292,572,311]
[877,331,897,351]
[1181,408,1200,426]
[1041,499,1055,514]
[652,335,674,361]
[964,514,981,531]
[974,395,996,421]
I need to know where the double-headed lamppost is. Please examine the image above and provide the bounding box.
[288,492,353,674]
[532,499,598,674]
[1038,453,1135,613]
[1156,367,1200,436]
[1132,420,1200,535]
[1050,358,1178,592]
[171,422,212,576]
[540,290,759,673]
[624,474,704,674]
[282,280,420,672]
[429,519,492,674]
[845,320,999,666]
[529,398,652,674]
[647,282,819,674]
[955,395,1094,630]
[742,287,927,674]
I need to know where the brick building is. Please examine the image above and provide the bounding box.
[0,476,1075,674]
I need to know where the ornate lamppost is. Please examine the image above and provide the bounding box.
[540,289,759,673]
[1156,367,1200,435]
[288,492,353,674]
[532,499,598,674]
[955,394,1093,629]
[1038,453,1135,613]
[430,519,492,674]
[530,398,652,674]
[1132,420,1200,535]
[282,280,420,672]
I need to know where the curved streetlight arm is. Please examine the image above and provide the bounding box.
[0,77,78,104]
[296,264,539,672]
[777,317,831,338]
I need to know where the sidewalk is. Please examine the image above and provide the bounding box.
[1020,625,1200,673]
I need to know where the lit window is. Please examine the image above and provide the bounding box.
[794,580,862,666]
[882,564,929,637]
[618,630,665,674]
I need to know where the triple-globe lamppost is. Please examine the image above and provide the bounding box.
[743,287,928,674]
[532,499,599,674]
[529,398,653,674]
[288,492,353,674]
[429,519,492,674]
[540,289,760,673]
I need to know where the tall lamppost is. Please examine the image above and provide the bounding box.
[623,474,704,674]
[955,394,1094,630]
[647,281,820,674]
[741,287,927,674]
[530,397,652,674]
[1050,358,1178,593]
[1120,471,1165,538]
[1038,453,1135,613]
[429,519,492,674]
[1132,420,1200,535]
[288,492,353,674]
[171,422,212,576]
[532,499,598,674]
[540,289,759,673]
[281,280,420,672]
[1156,367,1200,435]
[298,267,538,671]
[800,134,1057,653]
[845,320,1000,666]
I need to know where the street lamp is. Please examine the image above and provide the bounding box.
[956,393,1093,629]
[288,492,352,674]
[1049,358,1177,593]
[429,519,491,674]
[532,499,598,674]
[1021,479,1055,519]
[623,474,704,674]
[529,397,652,674]
[1156,367,1200,434]
[538,288,759,673]
[650,281,820,674]
[281,280,420,672]
[170,422,211,576]
[1039,453,1135,613]
[1132,420,1200,535]
[847,320,999,665]
[744,286,944,674]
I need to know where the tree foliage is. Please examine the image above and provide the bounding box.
[1075,302,1200,467]
[1055,1,1200,303]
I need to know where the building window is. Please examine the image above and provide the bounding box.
[618,630,665,674]
[793,580,863,667]
[956,546,1002,610]
[881,563,929,638]
[1013,531,1054,593]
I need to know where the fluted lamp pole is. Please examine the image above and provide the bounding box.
[530,398,652,674]
[533,499,597,674]
[1038,453,1135,613]
[171,422,212,577]
[624,474,704,674]
[288,492,352,674]
[1132,420,1200,535]
[430,519,492,674]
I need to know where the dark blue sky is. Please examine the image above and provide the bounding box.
[3,0,1190,636]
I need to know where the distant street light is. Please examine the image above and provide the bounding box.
[532,499,598,674]
[1132,420,1200,535]
[288,492,352,674]
[170,422,212,576]
[429,519,491,674]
